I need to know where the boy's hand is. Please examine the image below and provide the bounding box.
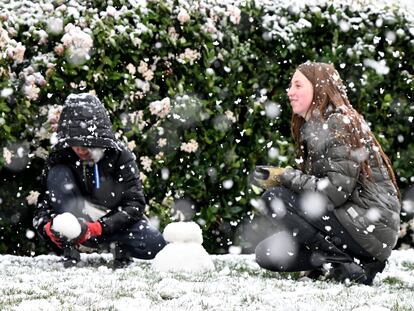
[44,221,63,248]
[77,220,103,244]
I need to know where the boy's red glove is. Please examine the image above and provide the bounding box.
[77,221,103,244]
[44,221,63,248]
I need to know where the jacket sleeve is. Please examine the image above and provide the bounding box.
[280,114,361,208]
[32,157,56,240]
[99,147,146,235]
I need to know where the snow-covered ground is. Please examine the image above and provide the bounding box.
[1,249,414,311]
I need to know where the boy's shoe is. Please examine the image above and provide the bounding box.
[62,247,81,268]
[113,257,133,269]
[112,245,133,269]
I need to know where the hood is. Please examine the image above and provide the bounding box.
[54,93,121,150]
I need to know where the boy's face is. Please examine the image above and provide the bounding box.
[72,146,93,161]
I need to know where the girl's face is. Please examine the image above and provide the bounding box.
[287,70,314,119]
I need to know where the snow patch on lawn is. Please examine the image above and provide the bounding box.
[1,250,414,310]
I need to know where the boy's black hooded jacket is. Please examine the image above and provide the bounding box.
[33,94,146,237]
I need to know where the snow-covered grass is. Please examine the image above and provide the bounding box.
[1,250,414,311]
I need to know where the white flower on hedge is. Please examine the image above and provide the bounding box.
[140,156,152,172]
[139,171,147,183]
[149,97,171,118]
[177,8,190,24]
[36,29,48,45]
[131,36,142,48]
[0,27,10,47]
[178,48,201,65]
[137,60,154,81]
[61,23,93,65]
[227,5,241,25]
[7,42,26,63]
[1,88,13,98]
[127,63,136,75]
[127,140,136,151]
[3,147,12,164]
[138,60,148,74]
[225,110,237,123]
[129,110,147,130]
[54,43,65,56]
[158,138,167,147]
[135,78,150,92]
[180,139,199,153]
[23,84,40,101]
[168,27,179,41]
[13,42,26,64]
[105,6,119,18]
[47,105,63,132]
[206,18,217,34]
[35,127,51,140]
[26,191,40,205]
[129,110,143,124]
[143,70,154,81]
[47,17,64,35]
[155,152,165,160]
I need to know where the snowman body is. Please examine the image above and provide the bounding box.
[152,222,215,273]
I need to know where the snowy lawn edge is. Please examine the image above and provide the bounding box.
[1,249,414,310]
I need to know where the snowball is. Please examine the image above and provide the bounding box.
[51,213,81,240]
[163,221,203,244]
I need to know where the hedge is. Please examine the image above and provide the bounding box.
[0,0,413,255]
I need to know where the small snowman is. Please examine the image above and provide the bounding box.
[152,221,215,273]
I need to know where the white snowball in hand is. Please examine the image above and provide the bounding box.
[51,213,81,240]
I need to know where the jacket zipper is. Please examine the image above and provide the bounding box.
[82,161,90,192]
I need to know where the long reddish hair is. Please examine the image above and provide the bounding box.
[290,62,400,197]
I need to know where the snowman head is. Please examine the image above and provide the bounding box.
[163,221,203,244]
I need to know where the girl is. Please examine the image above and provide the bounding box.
[253,62,401,285]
